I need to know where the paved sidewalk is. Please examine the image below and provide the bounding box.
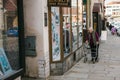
[48,31,120,80]
[22,31,120,80]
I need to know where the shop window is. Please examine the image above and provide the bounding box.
[3,0,19,70]
[62,8,71,57]
[78,0,82,47]
[0,0,22,78]
[72,0,77,51]
[49,0,83,62]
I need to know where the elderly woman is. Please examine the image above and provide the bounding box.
[85,28,99,63]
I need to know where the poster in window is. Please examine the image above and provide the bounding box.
[51,7,61,61]
[0,48,12,75]
[0,63,3,76]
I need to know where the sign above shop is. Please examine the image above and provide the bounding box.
[48,0,71,7]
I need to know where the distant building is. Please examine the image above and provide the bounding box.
[105,1,120,17]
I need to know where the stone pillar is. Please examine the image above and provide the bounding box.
[23,0,49,79]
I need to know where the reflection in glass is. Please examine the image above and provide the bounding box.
[62,8,71,57]
[2,0,19,70]
[72,0,77,51]
[51,7,61,61]
[78,0,83,47]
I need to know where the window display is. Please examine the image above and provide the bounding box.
[0,0,20,73]
[49,0,83,62]
[51,7,61,61]
[62,8,71,57]
[72,0,77,51]
[78,0,83,46]
[3,0,19,70]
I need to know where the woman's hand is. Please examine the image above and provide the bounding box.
[96,41,99,45]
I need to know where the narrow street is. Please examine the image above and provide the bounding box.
[48,30,120,80]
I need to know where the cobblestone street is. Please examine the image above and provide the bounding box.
[48,31,120,80]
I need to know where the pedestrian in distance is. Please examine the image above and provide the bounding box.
[109,24,112,31]
[111,26,117,35]
[85,27,99,63]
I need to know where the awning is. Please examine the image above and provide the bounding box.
[3,0,17,11]
[93,3,102,12]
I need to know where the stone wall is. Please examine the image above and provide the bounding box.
[23,0,50,78]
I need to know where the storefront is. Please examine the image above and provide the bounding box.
[0,0,24,79]
[93,3,103,36]
[48,0,84,75]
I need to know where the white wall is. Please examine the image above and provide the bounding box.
[23,0,49,78]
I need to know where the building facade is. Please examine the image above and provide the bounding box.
[0,0,105,80]
[105,2,120,17]
[23,0,50,78]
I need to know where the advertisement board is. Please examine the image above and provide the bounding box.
[51,7,61,61]
[0,48,12,75]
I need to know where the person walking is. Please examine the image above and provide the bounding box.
[85,27,99,63]
[109,24,112,31]
[111,26,117,35]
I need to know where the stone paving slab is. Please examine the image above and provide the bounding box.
[115,77,120,80]
[63,73,88,79]
[88,76,114,80]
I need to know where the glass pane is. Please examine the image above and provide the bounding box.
[78,0,82,46]
[83,5,87,30]
[62,7,70,57]
[72,0,77,51]
[0,0,19,75]
[51,7,61,61]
